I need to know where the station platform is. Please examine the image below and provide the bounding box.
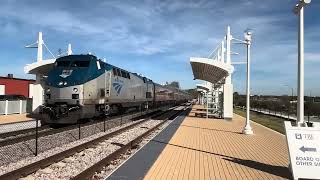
[107,105,291,180]
[0,113,33,125]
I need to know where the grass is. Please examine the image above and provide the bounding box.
[234,108,286,134]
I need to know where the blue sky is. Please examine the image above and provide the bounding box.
[0,0,320,95]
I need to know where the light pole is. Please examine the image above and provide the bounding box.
[243,30,253,135]
[233,29,253,134]
[232,30,253,134]
[293,0,311,125]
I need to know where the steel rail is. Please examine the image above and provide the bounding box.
[0,124,51,139]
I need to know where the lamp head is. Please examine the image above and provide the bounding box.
[244,28,253,42]
[293,0,311,14]
[301,0,311,4]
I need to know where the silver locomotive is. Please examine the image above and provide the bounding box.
[41,54,190,124]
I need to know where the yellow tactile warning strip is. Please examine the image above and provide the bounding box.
[0,113,33,124]
[143,106,291,180]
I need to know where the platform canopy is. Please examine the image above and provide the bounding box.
[190,57,234,84]
[196,83,209,92]
[24,59,55,76]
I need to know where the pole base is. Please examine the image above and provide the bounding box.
[242,125,253,135]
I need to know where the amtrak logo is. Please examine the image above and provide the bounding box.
[113,78,124,95]
[60,70,73,78]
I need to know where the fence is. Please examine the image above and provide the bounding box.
[235,106,320,123]
[0,99,32,115]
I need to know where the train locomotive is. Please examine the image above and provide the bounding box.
[41,54,190,124]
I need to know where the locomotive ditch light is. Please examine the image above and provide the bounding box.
[59,81,63,86]
[64,82,68,85]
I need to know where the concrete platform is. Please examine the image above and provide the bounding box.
[107,106,291,180]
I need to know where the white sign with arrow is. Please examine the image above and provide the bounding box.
[284,121,320,180]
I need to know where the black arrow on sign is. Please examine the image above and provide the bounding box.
[300,146,317,153]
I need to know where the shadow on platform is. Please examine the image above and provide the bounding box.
[151,139,292,179]
[169,123,242,134]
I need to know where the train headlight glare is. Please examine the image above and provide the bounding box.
[59,81,63,86]
[64,82,67,85]
[73,88,78,92]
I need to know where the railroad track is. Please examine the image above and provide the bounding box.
[0,108,161,148]
[0,124,51,140]
[0,105,188,180]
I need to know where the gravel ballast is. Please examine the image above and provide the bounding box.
[23,119,165,180]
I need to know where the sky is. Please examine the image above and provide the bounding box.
[0,0,320,95]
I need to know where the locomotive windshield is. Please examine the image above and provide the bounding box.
[56,61,71,67]
[55,60,90,68]
[71,61,90,68]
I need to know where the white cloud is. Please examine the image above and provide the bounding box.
[305,53,320,62]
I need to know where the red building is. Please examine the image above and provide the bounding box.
[0,74,35,98]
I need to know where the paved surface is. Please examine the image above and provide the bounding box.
[0,113,33,125]
[108,110,188,180]
[108,105,291,180]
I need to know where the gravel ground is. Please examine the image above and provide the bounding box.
[23,119,163,180]
[93,118,174,180]
[0,116,145,175]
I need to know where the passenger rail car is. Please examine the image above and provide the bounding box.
[41,54,191,124]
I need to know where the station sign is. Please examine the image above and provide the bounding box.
[284,121,320,180]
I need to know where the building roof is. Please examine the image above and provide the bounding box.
[0,76,35,82]
[190,57,234,84]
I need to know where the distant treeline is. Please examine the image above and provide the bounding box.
[234,92,320,118]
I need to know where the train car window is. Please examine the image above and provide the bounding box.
[56,61,70,67]
[113,68,117,76]
[127,73,130,79]
[121,70,126,78]
[116,69,121,77]
[71,61,90,67]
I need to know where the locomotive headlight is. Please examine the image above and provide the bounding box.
[64,82,67,85]
[59,81,63,86]
[73,88,78,93]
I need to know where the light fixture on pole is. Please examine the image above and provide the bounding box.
[293,0,311,126]
[232,29,253,135]
[242,29,253,135]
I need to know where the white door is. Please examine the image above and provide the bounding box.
[0,85,5,95]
